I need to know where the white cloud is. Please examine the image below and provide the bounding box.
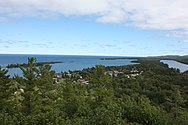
[166,31,188,42]
[1,0,188,31]
[166,31,188,38]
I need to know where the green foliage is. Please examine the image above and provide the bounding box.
[90,65,112,88]
[0,67,13,113]
[122,95,169,125]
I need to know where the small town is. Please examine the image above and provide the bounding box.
[53,68,144,84]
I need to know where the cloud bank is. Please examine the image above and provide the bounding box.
[1,0,188,31]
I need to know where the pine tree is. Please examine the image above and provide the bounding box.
[0,67,11,113]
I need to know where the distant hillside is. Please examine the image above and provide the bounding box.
[101,55,188,65]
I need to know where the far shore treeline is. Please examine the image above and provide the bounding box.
[101,55,188,65]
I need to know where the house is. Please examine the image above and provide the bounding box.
[78,78,90,84]
[53,73,63,83]
[54,73,62,78]
[106,71,124,77]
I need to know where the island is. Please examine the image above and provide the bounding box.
[5,61,63,68]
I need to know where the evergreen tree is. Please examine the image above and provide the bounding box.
[0,67,11,113]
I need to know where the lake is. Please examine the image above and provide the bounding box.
[160,60,188,72]
[2,55,188,76]
[0,54,137,76]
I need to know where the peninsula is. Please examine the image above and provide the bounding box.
[5,61,63,68]
[101,55,188,65]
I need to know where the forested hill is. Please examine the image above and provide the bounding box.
[0,57,188,125]
[101,55,188,64]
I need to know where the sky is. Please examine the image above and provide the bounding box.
[0,0,188,56]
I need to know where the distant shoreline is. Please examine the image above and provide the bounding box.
[100,55,188,65]
[100,57,141,60]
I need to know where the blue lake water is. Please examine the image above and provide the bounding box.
[1,55,188,76]
[160,60,188,72]
[0,54,137,76]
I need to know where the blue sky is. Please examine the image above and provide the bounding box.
[0,0,188,56]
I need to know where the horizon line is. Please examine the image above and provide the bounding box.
[0,53,186,57]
